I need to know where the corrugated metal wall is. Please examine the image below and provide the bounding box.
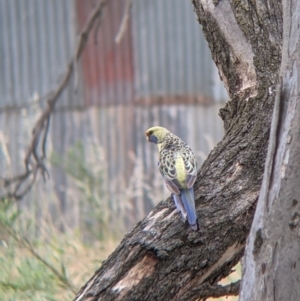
[0,0,78,107]
[132,0,227,102]
[0,0,227,234]
[0,0,80,230]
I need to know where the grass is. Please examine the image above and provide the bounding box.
[0,199,241,301]
[0,141,241,300]
[0,200,119,301]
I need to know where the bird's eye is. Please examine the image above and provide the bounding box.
[148,130,153,136]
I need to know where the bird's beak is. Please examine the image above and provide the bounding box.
[145,132,150,141]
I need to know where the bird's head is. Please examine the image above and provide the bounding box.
[145,126,170,145]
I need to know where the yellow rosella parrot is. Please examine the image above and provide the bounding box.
[145,126,198,230]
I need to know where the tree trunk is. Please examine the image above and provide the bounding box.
[74,1,282,300]
[240,1,300,300]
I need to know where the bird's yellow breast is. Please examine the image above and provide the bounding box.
[175,155,186,188]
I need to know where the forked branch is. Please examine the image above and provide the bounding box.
[1,0,109,201]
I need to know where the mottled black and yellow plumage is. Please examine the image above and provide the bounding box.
[145,126,198,230]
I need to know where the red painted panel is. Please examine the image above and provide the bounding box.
[76,0,134,105]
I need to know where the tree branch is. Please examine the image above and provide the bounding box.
[181,281,240,301]
[1,0,109,201]
[115,0,132,44]
[73,0,283,299]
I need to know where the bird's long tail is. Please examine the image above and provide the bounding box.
[180,188,198,230]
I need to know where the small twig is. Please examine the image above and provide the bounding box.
[115,0,132,44]
[1,223,77,294]
[181,280,241,301]
[23,236,77,294]
[1,0,109,201]
[14,168,38,200]
[42,115,51,161]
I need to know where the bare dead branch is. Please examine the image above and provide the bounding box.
[0,0,109,201]
[115,0,132,44]
[181,281,240,301]
[41,116,51,161]
[14,168,38,200]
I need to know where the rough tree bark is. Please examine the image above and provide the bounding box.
[74,1,282,300]
[240,1,300,300]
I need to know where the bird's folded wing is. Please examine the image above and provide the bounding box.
[163,177,181,195]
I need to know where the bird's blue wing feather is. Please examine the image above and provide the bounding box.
[180,188,197,230]
[172,194,187,218]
